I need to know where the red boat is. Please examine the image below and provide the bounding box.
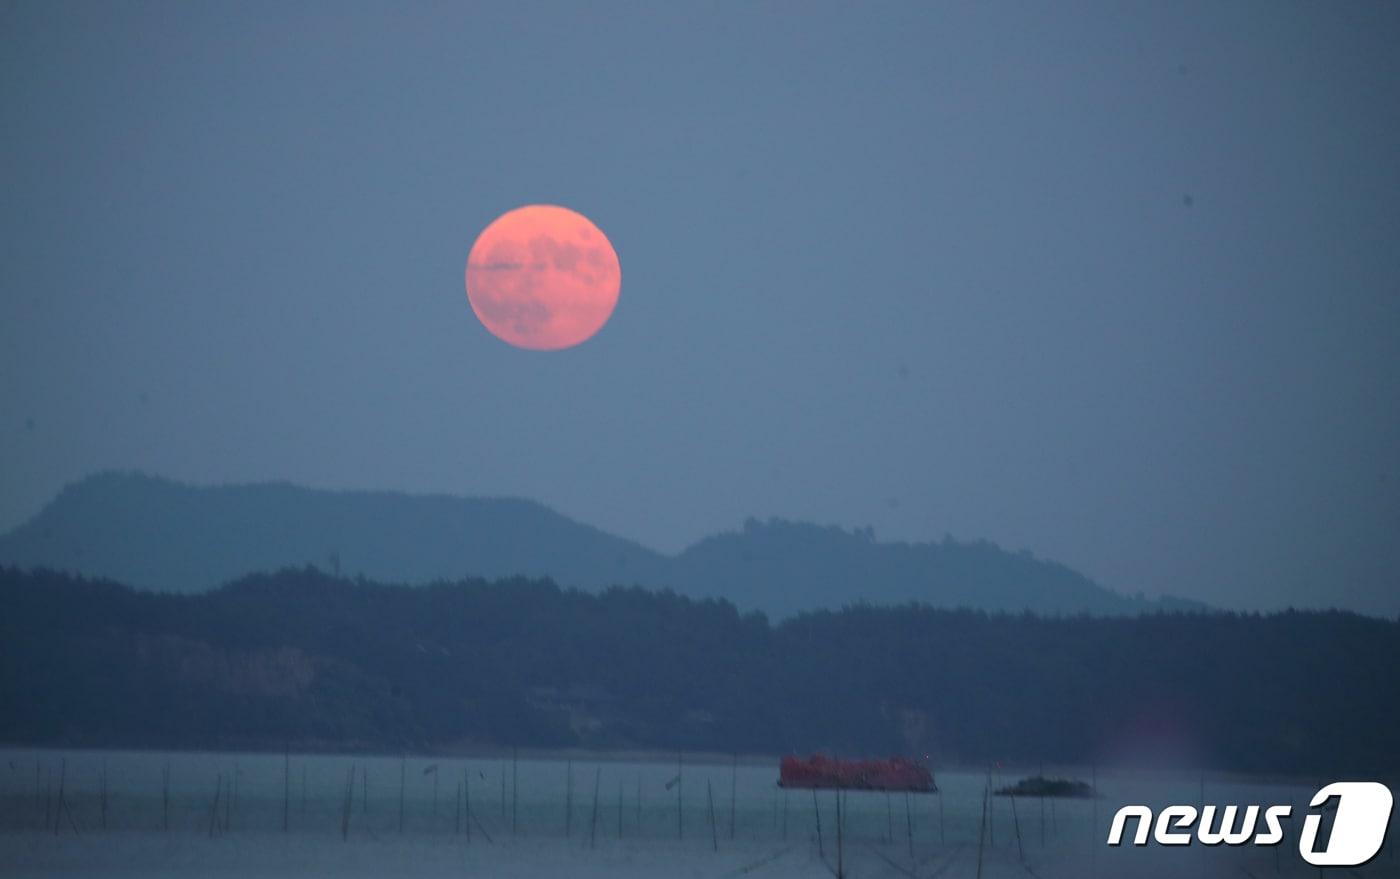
[778,754,937,792]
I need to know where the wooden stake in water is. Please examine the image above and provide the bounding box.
[340,765,355,841]
[905,791,915,859]
[464,768,472,843]
[398,755,406,834]
[1090,763,1098,878]
[208,773,222,838]
[361,764,367,814]
[301,764,307,817]
[162,762,171,833]
[729,753,737,840]
[617,778,623,839]
[835,790,845,879]
[886,791,894,843]
[677,752,684,840]
[987,765,994,847]
[782,789,788,840]
[455,780,462,835]
[100,761,109,831]
[1039,763,1046,847]
[54,759,69,836]
[812,788,824,858]
[976,784,988,879]
[282,749,290,833]
[565,759,573,837]
[511,747,518,836]
[939,785,945,845]
[1010,792,1024,862]
[589,766,602,849]
[706,780,718,852]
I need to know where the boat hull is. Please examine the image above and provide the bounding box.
[778,754,936,793]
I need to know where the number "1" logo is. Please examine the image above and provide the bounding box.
[1299,782,1393,867]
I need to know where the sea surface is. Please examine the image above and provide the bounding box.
[0,748,1391,877]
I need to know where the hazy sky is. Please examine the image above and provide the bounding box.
[3,2,1398,615]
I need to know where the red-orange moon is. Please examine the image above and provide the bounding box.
[464,205,621,350]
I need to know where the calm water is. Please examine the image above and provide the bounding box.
[0,748,1390,877]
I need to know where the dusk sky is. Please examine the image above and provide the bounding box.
[3,2,1398,615]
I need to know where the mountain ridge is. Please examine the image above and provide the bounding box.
[0,471,1203,616]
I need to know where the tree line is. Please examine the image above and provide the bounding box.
[1,566,1394,775]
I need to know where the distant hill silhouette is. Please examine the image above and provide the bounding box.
[0,472,1202,616]
[668,518,1203,616]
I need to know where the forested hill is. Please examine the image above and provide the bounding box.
[2,566,1393,775]
[0,472,1199,616]
[0,472,667,599]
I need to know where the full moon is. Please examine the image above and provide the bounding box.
[464,205,621,350]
